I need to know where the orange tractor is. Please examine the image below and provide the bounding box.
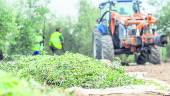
[93,0,168,64]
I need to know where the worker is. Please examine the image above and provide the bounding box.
[97,19,108,35]
[0,50,3,60]
[32,31,43,55]
[49,27,64,55]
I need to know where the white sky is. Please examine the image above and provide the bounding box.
[48,0,156,18]
[48,0,102,18]
[7,0,157,18]
[48,0,78,18]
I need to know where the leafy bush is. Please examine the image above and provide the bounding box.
[0,70,74,96]
[0,53,143,88]
[0,70,42,96]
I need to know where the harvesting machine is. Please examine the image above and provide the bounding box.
[93,0,168,64]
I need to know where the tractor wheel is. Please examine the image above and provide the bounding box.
[101,34,114,61]
[92,28,102,59]
[148,47,161,64]
[136,53,147,65]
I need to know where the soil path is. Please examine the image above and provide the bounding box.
[125,63,170,84]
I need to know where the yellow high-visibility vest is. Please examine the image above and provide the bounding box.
[49,32,64,49]
[32,35,43,51]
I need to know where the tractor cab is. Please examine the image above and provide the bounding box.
[115,0,134,16]
[99,0,135,17]
[98,0,142,24]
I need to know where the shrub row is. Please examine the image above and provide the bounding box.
[0,53,143,88]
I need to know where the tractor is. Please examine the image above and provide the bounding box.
[93,0,168,64]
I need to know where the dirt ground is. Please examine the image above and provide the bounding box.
[125,62,170,84]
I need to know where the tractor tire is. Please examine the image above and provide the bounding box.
[148,47,161,64]
[92,28,102,59]
[136,53,147,65]
[101,35,114,61]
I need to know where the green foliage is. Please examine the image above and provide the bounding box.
[73,0,99,56]
[158,2,170,34]
[166,44,170,57]
[160,47,168,62]
[0,53,143,88]
[0,70,74,96]
[0,0,99,56]
[10,0,50,55]
[157,2,170,58]
[0,0,18,53]
[0,70,42,96]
